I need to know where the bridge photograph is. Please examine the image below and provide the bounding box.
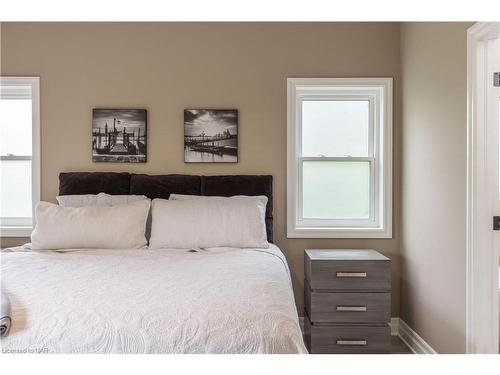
[92,108,147,163]
[184,109,238,163]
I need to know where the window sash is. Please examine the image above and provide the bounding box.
[1,217,32,227]
[296,97,377,157]
[296,92,379,228]
[297,157,377,227]
[0,84,33,100]
[0,155,32,160]
[298,94,376,159]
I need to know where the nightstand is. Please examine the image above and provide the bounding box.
[304,249,391,354]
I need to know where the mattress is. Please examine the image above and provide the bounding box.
[0,244,307,354]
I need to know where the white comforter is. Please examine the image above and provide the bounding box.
[0,245,306,354]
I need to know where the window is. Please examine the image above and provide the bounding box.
[287,78,392,238]
[0,77,40,237]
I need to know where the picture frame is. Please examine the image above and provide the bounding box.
[92,108,147,163]
[184,109,238,163]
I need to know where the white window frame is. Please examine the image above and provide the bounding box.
[0,76,40,237]
[287,77,392,238]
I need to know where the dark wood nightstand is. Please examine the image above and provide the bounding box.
[304,249,391,354]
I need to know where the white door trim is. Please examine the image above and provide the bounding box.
[466,22,500,354]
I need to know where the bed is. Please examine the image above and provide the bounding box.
[0,173,306,354]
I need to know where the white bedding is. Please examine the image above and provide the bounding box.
[0,244,306,354]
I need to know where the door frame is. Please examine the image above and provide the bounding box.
[466,21,500,354]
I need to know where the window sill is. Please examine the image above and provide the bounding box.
[287,226,392,239]
[0,226,33,237]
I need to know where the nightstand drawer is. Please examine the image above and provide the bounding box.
[305,259,391,291]
[305,317,390,354]
[305,288,391,323]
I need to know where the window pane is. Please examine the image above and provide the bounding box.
[0,159,32,219]
[302,160,370,219]
[0,99,32,156]
[302,100,370,157]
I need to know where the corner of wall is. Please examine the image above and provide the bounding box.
[398,21,471,354]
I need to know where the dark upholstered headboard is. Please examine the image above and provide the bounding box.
[59,172,274,242]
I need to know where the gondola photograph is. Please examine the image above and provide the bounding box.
[92,108,147,163]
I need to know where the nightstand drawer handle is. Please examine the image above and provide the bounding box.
[336,272,367,278]
[336,339,367,346]
[336,305,367,312]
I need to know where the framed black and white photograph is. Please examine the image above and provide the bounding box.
[92,109,147,163]
[184,109,238,163]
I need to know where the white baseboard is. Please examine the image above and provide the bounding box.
[391,318,437,354]
[299,316,437,354]
[389,317,399,336]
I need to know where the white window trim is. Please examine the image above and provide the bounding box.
[287,77,393,239]
[0,76,40,238]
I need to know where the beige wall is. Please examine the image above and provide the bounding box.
[400,22,471,353]
[0,22,402,316]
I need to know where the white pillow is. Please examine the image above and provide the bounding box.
[109,195,148,205]
[169,193,213,200]
[149,196,269,249]
[56,194,152,241]
[56,193,148,207]
[31,200,150,250]
[56,192,107,207]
